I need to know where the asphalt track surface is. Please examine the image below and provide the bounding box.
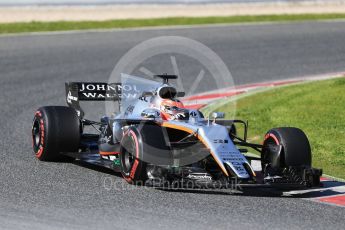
[1,21,345,229]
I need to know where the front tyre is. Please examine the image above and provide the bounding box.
[32,106,80,161]
[261,127,323,187]
[262,127,312,178]
[120,127,147,185]
[263,127,311,166]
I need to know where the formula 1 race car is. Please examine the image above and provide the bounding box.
[32,74,322,189]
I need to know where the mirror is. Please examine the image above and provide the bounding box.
[176,92,185,97]
[141,91,154,97]
[211,112,225,119]
[141,108,161,119]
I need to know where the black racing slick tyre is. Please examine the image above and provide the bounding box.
[32,106,80,161]
[120,127,147,185]
[262,127,311,174]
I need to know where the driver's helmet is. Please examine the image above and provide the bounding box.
[160,99,189,120]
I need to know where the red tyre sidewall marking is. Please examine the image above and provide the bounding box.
[264,133,280,145]
[129,130,139,180]
[33,111,45,158]
[130,159,139,180]
[123,175,133,183]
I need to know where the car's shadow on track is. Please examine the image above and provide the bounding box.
[158,181,345,199]
[72,160,121,177]
[71,160,343,199]
[156,187,286,198]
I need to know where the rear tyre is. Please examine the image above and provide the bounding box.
[32,106,80,161]
[262,127,311,176]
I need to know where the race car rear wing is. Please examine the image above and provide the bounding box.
[65,82,121,118]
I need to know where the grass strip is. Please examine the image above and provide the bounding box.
[1,13,345,34]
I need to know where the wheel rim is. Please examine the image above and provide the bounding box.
[262,136,282,176]
[32,118,41,152]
